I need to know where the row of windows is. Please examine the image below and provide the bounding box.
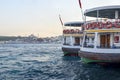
[63,37,82,46]
[64,36,120,47]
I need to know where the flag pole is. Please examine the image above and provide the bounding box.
[59,14,64,29]
[78,0,86,30]
[78,0,85,21]
[59,14,65,37]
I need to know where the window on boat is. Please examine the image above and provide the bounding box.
[74,37,80,46]
[114,36,119,43]
[80,37,83,46]
[63,37,66,45]
[63,36,71,45]
[83,35,87,47]
[92,38,94,43]
[113,33,120,48]
[83,34,94,48]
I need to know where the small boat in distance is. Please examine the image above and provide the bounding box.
[79,5,120,64]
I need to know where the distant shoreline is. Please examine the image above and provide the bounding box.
[0,35,62,44]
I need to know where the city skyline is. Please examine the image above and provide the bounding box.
[0,0,120,37]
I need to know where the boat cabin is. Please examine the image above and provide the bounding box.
[62,22,84,56]
[79,5,120,63]
[63,22,84,46]
[82,5,120,49]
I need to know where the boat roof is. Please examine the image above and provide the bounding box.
[64,22,84,27]
[84,5,120,19]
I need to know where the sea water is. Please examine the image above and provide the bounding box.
[0,44,120,80]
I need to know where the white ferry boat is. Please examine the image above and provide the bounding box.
[62,22,84,56]
[62,22,94,56]
[79,5,120,63]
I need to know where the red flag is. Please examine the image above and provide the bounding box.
[59,15,63,26]
[78,0,82,9]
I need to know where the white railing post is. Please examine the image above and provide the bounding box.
[70,36,73,46]
[94,32,98,48]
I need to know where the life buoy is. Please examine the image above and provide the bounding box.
[114,36,119,43]
[90,23,95,29]
[97,22,103,29]
[88,23,92,29]
[63,30,66,34]
[114,23,120,28]
[106,22,112,29]
[76,29,80,33]
[70,29,74,33]
[101,23,107,29]
[66,29,69,34]
[92,22,98,29]
[115,20,119,24]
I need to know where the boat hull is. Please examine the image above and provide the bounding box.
[62,46,80,56]
[79,51,120,63]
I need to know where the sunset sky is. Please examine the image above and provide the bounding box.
[0,0,120,37]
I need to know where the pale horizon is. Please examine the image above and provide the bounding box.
[0,0,120,37]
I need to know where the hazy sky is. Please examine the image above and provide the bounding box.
[0,0,120,37]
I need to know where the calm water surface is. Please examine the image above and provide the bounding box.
[0,44,120,80]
